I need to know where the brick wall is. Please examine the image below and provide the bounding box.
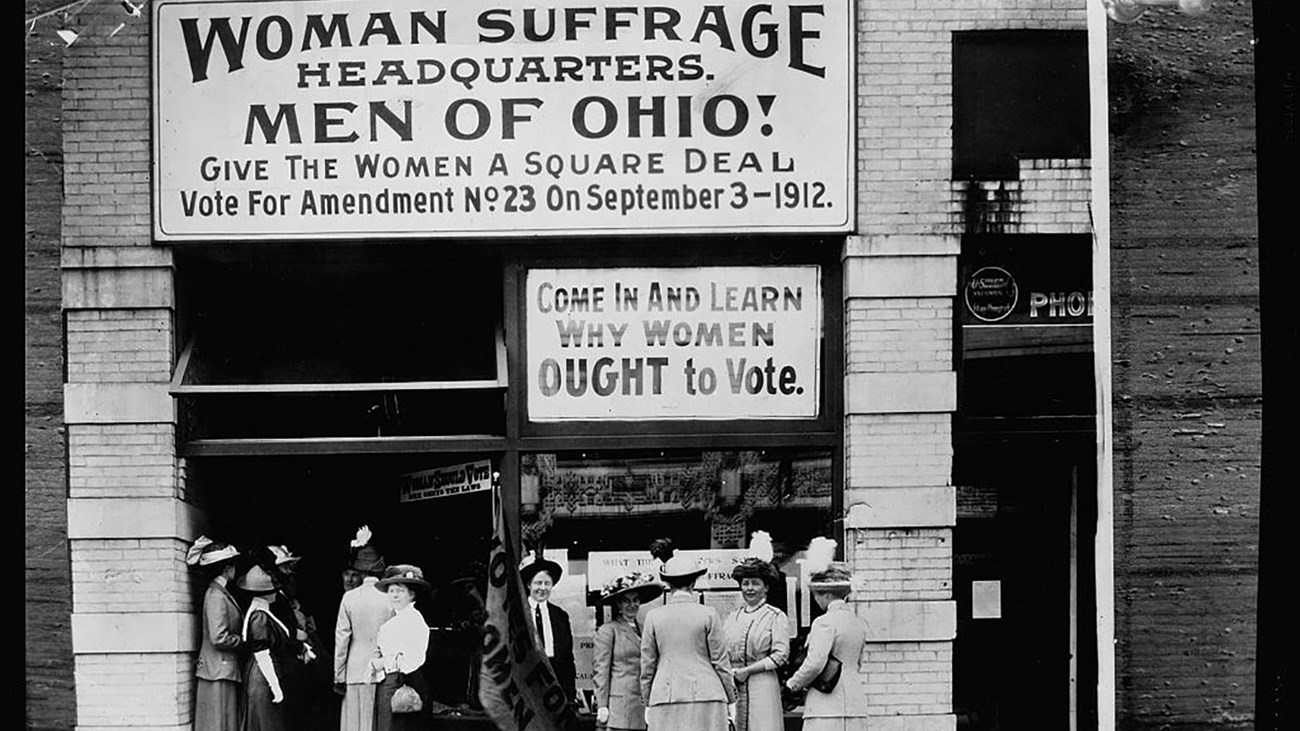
[26,1,75,727]
[1108,0,1260,726]
[60,4,194,729]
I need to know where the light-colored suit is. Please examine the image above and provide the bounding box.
[334,578,395,731]
[197,578,243,682]
[593,618,646,729]
[787,600,868,725]
[640,593,737,707]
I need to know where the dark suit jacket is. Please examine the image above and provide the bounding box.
[542,602,576,704]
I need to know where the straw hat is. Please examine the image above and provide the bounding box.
[375,564,431,592]
[185,536,239,569]
[599,571,665,606]
[659,554,707,582]
[236,565,278,595]
[268,545,301,568]
[806,563,853,590]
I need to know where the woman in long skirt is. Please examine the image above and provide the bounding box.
[187,537,244,731]
[783,542,868,731]
[239,565,298,731]
[371,565,432,731]
[723,557,791,731]
[640,554,736,731]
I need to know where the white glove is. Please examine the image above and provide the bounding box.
[644,708,652,726]
[727,703,737,722]
[596,707,609,725]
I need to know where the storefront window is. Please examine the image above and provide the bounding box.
[519,448,834,713]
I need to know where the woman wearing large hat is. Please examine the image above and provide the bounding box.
[519,551,577,707]
[187,537,244,731]
[592,572,663,730]
[782,539,868,731]
[371,564,432,731]
[639,551,736,731]
[238,563,300,731]
[722,532,792,731]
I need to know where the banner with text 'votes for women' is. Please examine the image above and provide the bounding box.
[526,265,822,421]
[479,503,580,731]
[152,0,853,239]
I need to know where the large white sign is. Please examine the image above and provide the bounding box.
[152,0,853,240]
[526,266,821,421]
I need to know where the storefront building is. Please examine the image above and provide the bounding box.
[60,1,1099,730]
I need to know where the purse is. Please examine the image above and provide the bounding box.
[391,684,423,714]
[810,653,842,694]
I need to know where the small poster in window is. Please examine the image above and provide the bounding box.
[398,460,493,503]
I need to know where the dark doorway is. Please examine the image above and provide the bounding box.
[953,436,1097,731]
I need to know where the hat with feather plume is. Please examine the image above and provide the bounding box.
[347,525,386,574]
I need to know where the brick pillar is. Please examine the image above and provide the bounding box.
[842,236,958,731]
[62,15,202,731]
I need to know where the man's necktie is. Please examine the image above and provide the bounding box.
[535,604,546,651]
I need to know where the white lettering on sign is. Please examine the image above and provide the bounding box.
[151,0,853,240]
[1028,291,1094,319]
[399,460,494,503]
[526,266,821,421]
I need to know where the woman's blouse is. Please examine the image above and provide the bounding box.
[375,604,429,674]
[724,602,791,673]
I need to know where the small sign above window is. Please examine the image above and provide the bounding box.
[399,459,494,503]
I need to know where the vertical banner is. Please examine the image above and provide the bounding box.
[526,266,822,421]
[480,501,581,730]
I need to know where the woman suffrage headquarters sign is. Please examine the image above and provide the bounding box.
[526,266,821,420]
[152,0,853,240]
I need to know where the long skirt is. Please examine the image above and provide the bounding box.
[340,683,378,731]
[243,666,291,731]
[646,701,728,731]
[195,678,240,731]
[735,670,785,731]
[374,669,430,731]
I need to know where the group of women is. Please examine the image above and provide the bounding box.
[591,543,869,731]
[188,535,436,731]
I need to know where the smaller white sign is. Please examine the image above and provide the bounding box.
[398,460,493,503]
[587,548,752,592]
[972,580,1002,619]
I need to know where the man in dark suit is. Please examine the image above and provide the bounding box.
[521,553,576,706]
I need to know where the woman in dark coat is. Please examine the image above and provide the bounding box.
[187,537,244,731]
[238,564,299,731]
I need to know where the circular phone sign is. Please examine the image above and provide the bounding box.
[965,266,1018,322]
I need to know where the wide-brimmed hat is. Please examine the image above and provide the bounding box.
[236,564,278,595]
[807,562,853,590]
[375,564,431,592]
[185,536,240,569]
[599,571,665,606]
[519,552,563,586]
[268,545,301,568]
[659,554,707,582]
[731,557,782,592]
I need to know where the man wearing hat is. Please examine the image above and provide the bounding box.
[334,527,395,731]
[520,551,577,707]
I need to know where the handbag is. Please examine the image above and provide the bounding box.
[391,684,423,714]
[810,653,842,694]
